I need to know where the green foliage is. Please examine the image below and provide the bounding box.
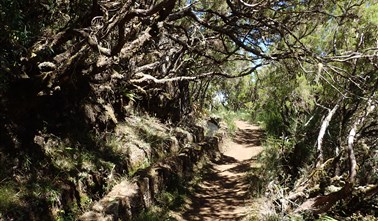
[255,103,284,136]
[56,210,76,221]
[134,206,174,221]
[294,75,315,110]
[0,183,19,212]
[253,64,321,137]
[156,191,186,211]
[261,137,292,176]
[361,3,378,25]
[208,73,257,112]
[244,1,378,218]
[248,136,296,196]
[135,182,187,221]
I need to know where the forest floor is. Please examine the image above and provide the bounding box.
[174,120,264,221]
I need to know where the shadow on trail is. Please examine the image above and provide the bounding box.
[214,154,239,164]
[182,167,248,220]
[181,124,264,221]
[233,128,265,147]
[227,161,254,174]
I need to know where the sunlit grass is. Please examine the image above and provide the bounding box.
[208,107,257,136]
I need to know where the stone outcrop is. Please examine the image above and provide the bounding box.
[79,121,224,221]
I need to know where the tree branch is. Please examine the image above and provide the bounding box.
[130,64,262,84]
[316,101,341,167]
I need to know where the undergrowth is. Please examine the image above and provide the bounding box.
[0,183,20,213]
[246,135,378,221]
[134,205,175,221]
[134,178,189,221]
[245,135,299,221]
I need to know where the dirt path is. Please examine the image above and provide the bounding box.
[176,121,264,221]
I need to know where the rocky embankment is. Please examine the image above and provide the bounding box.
[79,118,224,220]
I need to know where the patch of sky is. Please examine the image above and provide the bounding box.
[213,91,226,105]
[272,1,290,11]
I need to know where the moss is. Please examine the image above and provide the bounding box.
[129,159,151,177]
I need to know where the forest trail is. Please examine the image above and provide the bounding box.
[176,121,264,221]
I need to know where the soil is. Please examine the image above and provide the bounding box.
[175,121,264,221]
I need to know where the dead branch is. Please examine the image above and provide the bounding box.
[316,101,341,167]
[130,63,263,85]
[296,95,377,214]
[347,95,376,183]
[120,27,152,59]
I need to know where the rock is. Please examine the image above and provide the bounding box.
[138,177,152,208]
[189,125,205,142]
[174,127,194,145]
[80,180,140,221]
[168,136,179,153]
[128,143,151,170]
[148,168,163,197]
[79,211,105,221]
[206,121,219,137]
[80,124,223,221]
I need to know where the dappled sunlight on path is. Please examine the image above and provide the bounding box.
[177,121,264,221]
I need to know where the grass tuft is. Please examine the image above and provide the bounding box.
[0,184,19,210]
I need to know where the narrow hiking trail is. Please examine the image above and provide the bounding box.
[177,121,264,221]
